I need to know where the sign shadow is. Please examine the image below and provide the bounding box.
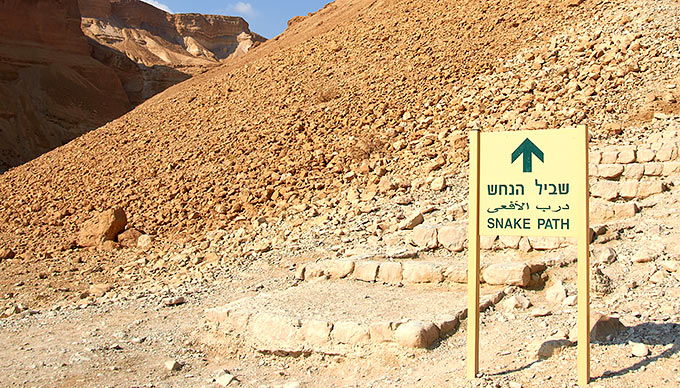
[592,321,680,382]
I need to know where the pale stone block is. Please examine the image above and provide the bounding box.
[353,261,380,282]
[402,262,444,283]
[394,320,440,348]
[376,262,402,284]
[482,263,530,286]
[437,222,466,252]
[331,321,370,345]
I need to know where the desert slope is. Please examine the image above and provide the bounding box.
[0,0,617,247]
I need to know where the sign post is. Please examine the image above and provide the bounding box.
[467,126,590,385]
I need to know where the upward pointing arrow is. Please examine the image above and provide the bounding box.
[511,138,544,173]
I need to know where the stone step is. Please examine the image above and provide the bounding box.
[205,280,505,354]
[295,257,557,289]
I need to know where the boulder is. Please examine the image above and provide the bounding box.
[0,248,15,260]
[482,263,530,287]
[437,223,466,252]
[376,262,402,284]
[324,260,355,279]
[443,264,467,283]
[535,339,573,359]
[89,283,113,297]
[411,224,438,249]
[137,234,154,249]
[353,261,380,282]
[399,211,424,230]
[77,207,127,247]
[118,228,142,247]
[501,294,532,310]
[369,322,394,343]
[250,313,301,347]
[402,262,444,283]
[394,320,440,348]
[299,319,333,346]
[589,312,625,342]
[331,321,370,345]
[546,282,567,304]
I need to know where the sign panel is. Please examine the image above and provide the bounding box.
[468,125,591,387]
[478,127,587,237]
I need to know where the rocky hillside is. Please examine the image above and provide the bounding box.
[2,0,678,252]
[79,0,265,104]
[0,0,264,171]
[0,0,679,386]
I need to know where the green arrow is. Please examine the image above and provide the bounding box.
[511,138,544,173]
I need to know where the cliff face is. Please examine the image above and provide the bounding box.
[0,0,265,172]
[0,0,131,172]
[79,0,266,104]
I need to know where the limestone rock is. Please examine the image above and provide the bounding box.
[430,176,446,191]
[483,263,530,287]
[589,312,625,342]
[546,282,567,304]
[324,260,355,279]
[591,181,618,200]
[443,264,467,283]
[331,321,370,344]
[137,234,154,249]
[250,313,301,347]
[501,294,532,310]
[118,228,142,247]
[597,164,624,179]
[535,339,573,359]
[300,320,333,345]
[163,296,186,306]
[399,212,424,230]
[649,270,667,284]
[480,235,497,250]
[402,262,444,283]
[411,224,438,249]
[596,247,617,265]
[394,320,440,348]
[437,223,466,252]
[633,249,657,263]
[353,261,380,282]
[631,343,649,357]
[527,236,563,250]
[216,371,236,387]
[659,260,679,272]
[637,181,665,198]
[0,248,15,260]
[77,207,127,247]
[614,202,638,218]
[89,283,113,297]
[435,315,459,336]
[376,261,402,284]
[165,359,182,371]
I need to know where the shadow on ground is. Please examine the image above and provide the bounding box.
[484,321,680,381]
[593,321,680,381]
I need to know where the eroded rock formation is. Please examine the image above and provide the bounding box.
[0,0,131,172]
[79,0,266,104]
[0,0,264,171]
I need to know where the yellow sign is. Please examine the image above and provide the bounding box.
[467,126,591,387]
[479,127,587,237]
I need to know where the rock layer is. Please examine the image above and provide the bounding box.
[0,0,131,172]
[0,0,264,171]
[79,0,266,104]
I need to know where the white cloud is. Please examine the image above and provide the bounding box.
[140,0,173,14]
[228,2,257,18]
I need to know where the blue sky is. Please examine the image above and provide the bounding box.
[141,0,331,38]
